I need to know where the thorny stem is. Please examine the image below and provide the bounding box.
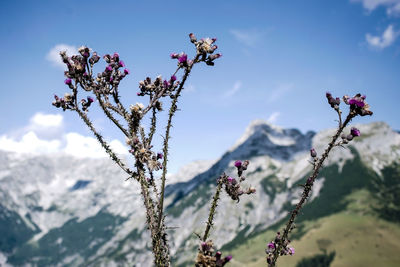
[111,87,130,120]
[202,177,224,242]
[106,102,125,117]
[75,108,138,180]
[270,112,355,266]
[93,89,131,138]
[157,54,201,231]
[147,102,157,146]
[149,170,160,202]
[135,162,170,266]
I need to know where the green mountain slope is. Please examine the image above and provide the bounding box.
[223,162,400,267]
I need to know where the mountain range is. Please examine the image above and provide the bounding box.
[0,120,399,266]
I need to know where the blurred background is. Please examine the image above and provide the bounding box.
[0,0,399,266]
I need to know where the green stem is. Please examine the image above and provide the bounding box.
[270,113,354,266]
[202,176,224,241]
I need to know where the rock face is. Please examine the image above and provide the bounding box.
[0,121,398,266]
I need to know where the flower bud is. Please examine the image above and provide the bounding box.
[113,52,119,62]
[64,78,72,85]
[346,134,353,141]
[350,127,361,137]
[178,53,188,64]
[105,65,113,72]
[118,60,125,68]
[189,33,197,43]
[224,255,232,262]
[310,148,317,157]
[103,54,111,63]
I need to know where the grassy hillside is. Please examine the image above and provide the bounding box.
[220,156,400,267]
[226,189,400,267]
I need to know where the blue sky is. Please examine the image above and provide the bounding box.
[0,0,399,173]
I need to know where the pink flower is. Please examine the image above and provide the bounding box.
[178,53,188,63]
[351,127,361,137]
[234,160,242,168]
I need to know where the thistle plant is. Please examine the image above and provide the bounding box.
[51,33,372,266]
[265,92,373,266]
[52,33,222,266]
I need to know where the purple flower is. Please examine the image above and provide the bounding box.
[178,53,187,63]
[351,127,361,137]
[105,65,113,72]
[268,242,275,249]
[64,78,72,85]
[163,80,170,89]
[118,60,125,68]
[170,75,176,82]
[113,52,119,61]
[170,53,179,59]
[201,242,208,251]
[348,98,365,108]
[124,68,130,75]
[87,96,94,103]
[288,247,295,255]
[224,255,232,262]
[208,53,222,61]
[157,152,163,160]
[234,160,242,168]
[227,176,234,183]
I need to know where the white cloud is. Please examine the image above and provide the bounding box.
[0,131,61,154]
[366,24,399,49]
[31,112,63,128]
[13,112,65,141]
[267,112,280,124]
[46,44,78,68]
[351,0,400,15]
[267,83,293,103]
[223,81,242,98]
[0,112,128,158]
[387,2,400,15]
[63,133,128,158]
[185,84,196,93]
[230,29,265,47]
